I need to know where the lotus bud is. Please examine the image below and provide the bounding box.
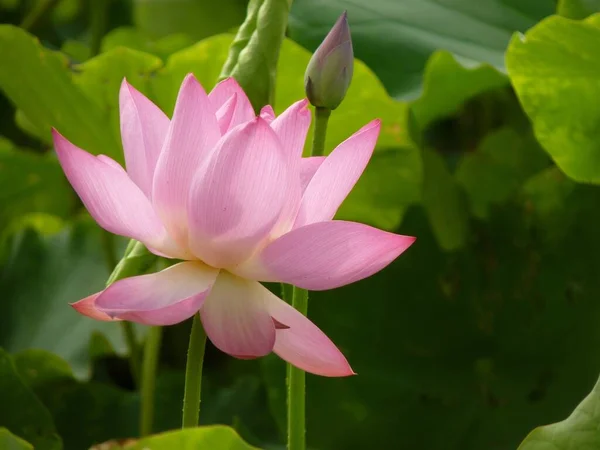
[304,11,354,110]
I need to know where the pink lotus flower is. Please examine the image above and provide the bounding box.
[52,74,415,377]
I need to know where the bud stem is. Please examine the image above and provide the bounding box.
[311,107,332,157]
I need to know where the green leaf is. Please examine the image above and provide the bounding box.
[13,349,73,391]
[455,128,549,218]
[336,146,422,229]
[0,428,34,450]
[0,26,119,157]
[0,219,129,377]
[506,14,600,183]
[518,374,600,449]
[151,35,232,114]
[422,149,468,250]
[289,0,554,99]
[220,0,291,110]
[557,0,600,19]
[126,426,259,450]
[101,27,194,61]
[0,348,61,450]
[520,167,577,242]
[72,48,163,160]
[410,50,508,132]
[522,167,577,218]
[132,0,247,41]
[0,143,74,232]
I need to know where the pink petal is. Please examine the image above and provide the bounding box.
[265,294,354,377]
[270,99,311,159]
[265,100,312,236]
[118,295,206,326]
[215,94,237,135]
[152,74,221,247]
[119,80,170,199]
[294,120,381,228]
[52,129,168,249]
[187,118,291,268]
[95,262,219,326]
[259,220,416,290]
[300,157,325,193]
[260,105,275,123]
[200,272,276,358]
[209,78,255,132]
[71,293,118,322]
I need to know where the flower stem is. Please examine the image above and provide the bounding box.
[140,326,162,436]
[286,103,332,450]
[287,286,308,450]
[101,233,142,386]
[182,313,207,428]
[311,107,331,157]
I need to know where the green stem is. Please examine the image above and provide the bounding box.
[140,326,163,436]
[89,0,110,56]
[286,104,331,450]
[311,107,331,157]
[182,313,207,428]
[287,287,308,450]
[100,233,142,386]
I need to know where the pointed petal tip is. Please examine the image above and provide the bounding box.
[368,118,382,130]
[71,294,118,322]
[314,358,356,377]
[51,128,70,154]
[220,77,241,89]
[181,73,202,90]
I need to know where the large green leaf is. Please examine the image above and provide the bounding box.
[101,27,194,62]
[456,128,549,218]
[518,374,600,449]
[0,219,128,377]
[506,14,600,183]
[289,0,554,99]
[132,0,247,41]
[125,426,259,450]
[557,0,600,19]
[0,428,34,450]
[521,167,577,241]
[422,149,468,250]
[0,26,120,158]
[72,48,164,159]
[0,139,74,232]
[0,349,61,450]
[410,51,508,132]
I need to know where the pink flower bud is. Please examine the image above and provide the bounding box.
[304,11,354,110]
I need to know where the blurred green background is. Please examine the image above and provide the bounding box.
[2,0,600,449]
